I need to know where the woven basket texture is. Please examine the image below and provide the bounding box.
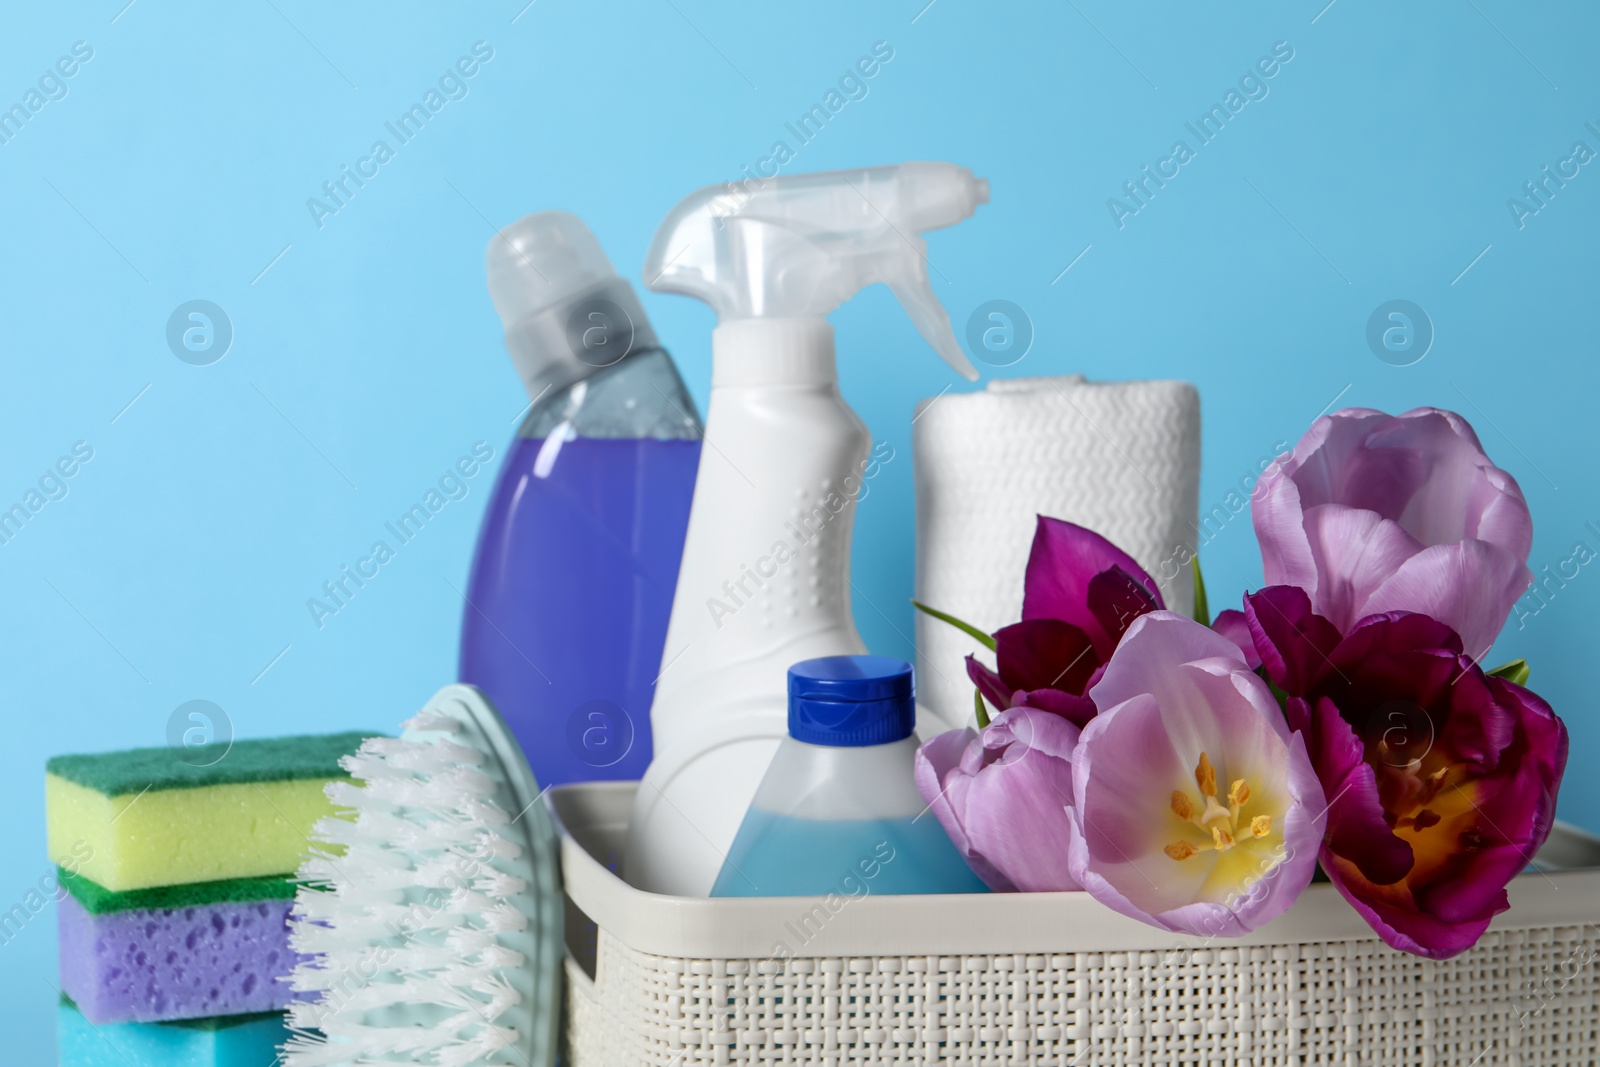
[567,923,1598,1065]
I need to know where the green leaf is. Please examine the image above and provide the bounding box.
[1191,556,1211,627]
[911,600,997,652]
[1486,658,1530,687]
[974,687,991,729]
[1255,666,1291,722]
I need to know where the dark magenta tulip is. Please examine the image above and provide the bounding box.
[967,517,1161,727]
[1242,586,1568,958]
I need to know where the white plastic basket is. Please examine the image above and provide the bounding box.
[550,782,1600,1066]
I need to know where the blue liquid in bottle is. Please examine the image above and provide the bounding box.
[461,345,702,787]
[712,809,988,896]
[710,656,990,898]
[465,212,703,787]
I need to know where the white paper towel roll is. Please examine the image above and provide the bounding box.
[912,375,1201,728]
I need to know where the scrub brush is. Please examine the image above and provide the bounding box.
[281,684,562,1067]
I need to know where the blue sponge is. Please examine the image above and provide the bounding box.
[57,997,288,1066]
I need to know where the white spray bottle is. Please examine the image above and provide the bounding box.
[624,162,987,896]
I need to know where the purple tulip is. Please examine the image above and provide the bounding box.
[1065,611,1326,936]
[914,707,1082,892]
[1242,586,1568,958]
[967,517,1162,727]
[1252,407,1534,658]
[1210,608,1261,670]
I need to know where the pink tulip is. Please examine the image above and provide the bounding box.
[914,707,1081,892]
[1066,612,1326,936]
[1252,407,1533,658]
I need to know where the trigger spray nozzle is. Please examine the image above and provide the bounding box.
[644,162,988,380]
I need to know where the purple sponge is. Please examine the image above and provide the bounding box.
[58,890,296,1024]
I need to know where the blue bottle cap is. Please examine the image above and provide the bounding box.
[787,655,915,747]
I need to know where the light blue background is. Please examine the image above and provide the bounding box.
[3,1,1596,1057]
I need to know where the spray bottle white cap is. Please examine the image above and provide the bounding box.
[625,163,987,897]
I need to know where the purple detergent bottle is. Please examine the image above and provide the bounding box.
[461,212,701,785]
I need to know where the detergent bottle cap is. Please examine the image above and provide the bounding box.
[643,163,987,386]
[787,656,915,747]
[486,211,659,403]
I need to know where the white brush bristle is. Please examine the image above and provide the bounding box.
[283,710,532,1066]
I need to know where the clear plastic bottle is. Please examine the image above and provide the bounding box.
[460,213,702,787]
[711,656,987,897]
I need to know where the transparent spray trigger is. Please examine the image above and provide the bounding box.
[883,254,978,381]
[644,162,988,380]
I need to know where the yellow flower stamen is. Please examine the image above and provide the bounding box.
[1164,752,1277,861]
[1195,752,1217,799]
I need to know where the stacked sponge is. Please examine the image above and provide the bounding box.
[47,732,369,1064]
[57,998,291,1067]
[56,871,299,1021]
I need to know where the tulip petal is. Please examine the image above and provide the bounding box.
[965,654,1012,714]
[1278,407,1424,516]
[1416,678,1567,924]
[914,709,1088,895]
[959,708,1083,892]
[1254,409,1394,596]
[1242,586,1343,696]
[1337,609,1465,660]
[1322,851,1503,960]
[1021,516,1163,640]
[1068,694,1209,921]
[1305,696,1415,886]
[994,618,1099,697]
[1378,408,1529,555]
[1268,729,1330,912]
[1012,687,1098,729]
[1303,412,1448,515]
[1254,465,1320,594]
[1253,407,1535,655]
[1491,676,1570,791]
[1360,540,1534,659]
[1086,566,1163,655]
[1298,506,1425,634]
[913,728,1018,892]
[1090,610,1250,715]
[1211,608,1262,669]
[1467,463,1534,561]
[913,727,979,854]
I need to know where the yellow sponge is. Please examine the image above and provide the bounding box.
[45,732,369,892]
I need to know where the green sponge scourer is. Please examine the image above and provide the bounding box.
[46,732,371,795]
[58,866,299,915]
[46,731,369,892]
